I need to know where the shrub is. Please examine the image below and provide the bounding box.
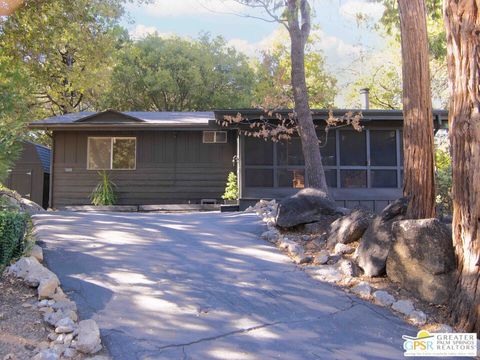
[0,210,28,269]
[435,136,452,218]
[90,171,117,206]
[222,172,239,201]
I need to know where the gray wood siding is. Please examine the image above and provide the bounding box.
[52,130,236,207]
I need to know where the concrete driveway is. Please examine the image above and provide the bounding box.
[32,211,416,360]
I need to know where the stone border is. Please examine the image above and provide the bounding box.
[6,245,105,360]
[247,200,457,333]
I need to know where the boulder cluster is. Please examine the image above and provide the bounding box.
[251,188,458,328]
[7,247,103,359]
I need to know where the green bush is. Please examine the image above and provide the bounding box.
[435,136,452,218]
[0,210,27,269]
[222,172,239,201]
[90,171,117,206]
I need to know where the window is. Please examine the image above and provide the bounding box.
[370,130,397,166]
[278,169,305,188]
[245,136,273,165]
[203,131,227,143]
[371,170,397,188]
[340,130,367,166]
[87,137,136,170]
[341,170,367,188]
[319,130,336,166]
[277,138,304,166]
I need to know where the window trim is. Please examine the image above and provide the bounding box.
[203,131,227,144]
[87,136,137,171]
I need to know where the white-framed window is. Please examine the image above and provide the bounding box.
[203,131,227,144]
[87,137,136,170]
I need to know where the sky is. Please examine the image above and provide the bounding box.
[122,0,388,106]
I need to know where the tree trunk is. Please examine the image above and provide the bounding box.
[287,0,328,192]
[444,0,480,335]
[398,0,436,219]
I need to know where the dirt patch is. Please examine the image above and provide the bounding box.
[0,273,50,360]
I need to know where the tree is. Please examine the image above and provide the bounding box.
[0,57,30,182]
[0,0,131,117]
[103,34,255,111]
[444,0,480,335]
[253,28,337,109]
[227,0,331,191]
[397,0,436,219]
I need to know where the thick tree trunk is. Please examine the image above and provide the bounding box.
[287,0,328,192]
[398,0,436,219]
[444,0,480,335]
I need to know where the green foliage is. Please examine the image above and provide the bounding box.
[435,135,452,217]
[253,28,337,108]
[0,210,28,269]
[102,34,256,111]
[0,57,30,182]
[346,3,449,109]
[0,0,131,116]
[222,172,239,201]
[90,171,117,206]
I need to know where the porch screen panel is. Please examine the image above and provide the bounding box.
[339,131,367,166]
[245,137,273,165]
[319,130,336,166]
[88,138,111,170]
[370,130,397,166]
[245,169,274,187]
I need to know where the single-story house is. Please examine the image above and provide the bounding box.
[5,141,51,209]
[29,109,448,211]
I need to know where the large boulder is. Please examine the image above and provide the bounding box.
[75,320,102,354]
[0,188,44,213]
[275,188,341,228]
[326,209,372,249]
[386,218,455,305]
[355,198,408,277]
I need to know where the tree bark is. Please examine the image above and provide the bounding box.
[398,0,436,219]
[286,0,328,192]
[444,0,480,335]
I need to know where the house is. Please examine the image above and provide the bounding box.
[29,109,448,211]
[5,141,51,209]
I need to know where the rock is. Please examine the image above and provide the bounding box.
[44,310,66,327]
[75,320,102,354]
[63,333,74,346]
[62,348,77,358]
[38,277,60,300]
[314,250,329,265]
[287,243,302,256]
[296,255,313,264]
[306,266,343,283]
[303,215,340,235]
[51,288,67,302]
[54,334,66,344]
[432,324,454,333]
[392,300,415,316]
[8,257,60,290]
[380,197,409,221]
[30,245,44,262]
[278,238,295,250]
[333,243,355,255]
[0,188,45,213]
[260,230,279,244]
[373,291,395,307]
[32,349,58,360]
[351,282,371,297]
[52,300,77,313]
[408,310,427,326]
[338,259,360,277]
[55,317,75,334]
[326,209,372,249]
[356,199,408,277]
[386,218,455,305]
[275,188,341,228]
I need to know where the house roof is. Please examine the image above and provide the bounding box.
[29,110,215,129]
[28,109,449,130]
[24,141,51,173]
